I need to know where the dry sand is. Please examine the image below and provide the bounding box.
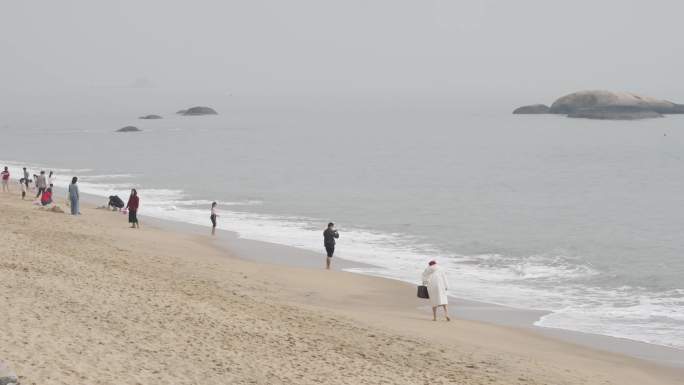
[0,194,682,384]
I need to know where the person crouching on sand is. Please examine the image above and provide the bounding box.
[210,201,219,235]
[421,260,450,322]
[40,187,53,206]
[126,189,140,228]
[68,177,80,215]
[323,222,339,270]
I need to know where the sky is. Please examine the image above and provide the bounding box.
[1,0,683,103]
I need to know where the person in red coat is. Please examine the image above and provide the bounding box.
[126,189,140,228]
[40,187,53,206]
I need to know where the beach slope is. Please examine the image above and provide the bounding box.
[0,195,681,384]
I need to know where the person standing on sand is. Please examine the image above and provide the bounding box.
[35,171,47,198]
[210,201,219,235]
[19,178,27,199]
[323,222,339,270]
[68,177,80,215]
[23,168,29,189]
[1,167,10,192]
[422,260,450,322]
[126,189,140,228]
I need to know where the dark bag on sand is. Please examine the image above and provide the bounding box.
[417,285,429,299]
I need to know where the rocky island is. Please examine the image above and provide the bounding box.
[514,90,684,120]
[139,114,162,119]
[513,104,550,114]
[178,106,218,116]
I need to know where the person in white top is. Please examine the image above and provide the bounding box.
[48,171,55,186]
[421,260,450,321]
[210,202,219,235]
[19,178,27,199]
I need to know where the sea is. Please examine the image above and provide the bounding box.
[2,88,683,350]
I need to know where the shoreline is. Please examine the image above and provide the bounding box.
[148,213,684,368]
[1,192,683,384]
[52,187,684,367]
[5,160,684,357]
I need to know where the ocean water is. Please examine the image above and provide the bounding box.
[2,89,683,350]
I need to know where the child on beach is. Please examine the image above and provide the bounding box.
[210,202,219,235]
[19,178,27,199]
[1,167,10,192]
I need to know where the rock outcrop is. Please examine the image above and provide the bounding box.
[567,105,663,120]
[513,104,550,114]
[139,114,162,119]
[175,109,187,115]
[550,90,684,115]
[117,126,142,132]
[515,90,684,120]
[181,106,218,116]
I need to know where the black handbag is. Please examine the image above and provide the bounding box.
[417,285,429,299]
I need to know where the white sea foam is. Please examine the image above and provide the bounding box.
[536,289,684,349]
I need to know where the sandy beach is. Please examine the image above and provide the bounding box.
[0,193,682,385]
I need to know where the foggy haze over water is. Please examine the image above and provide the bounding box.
[2,0,684,103]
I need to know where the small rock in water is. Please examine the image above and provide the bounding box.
[0,361,18,385]
[116,126,142,132]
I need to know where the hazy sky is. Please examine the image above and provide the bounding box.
[1,0,683,101]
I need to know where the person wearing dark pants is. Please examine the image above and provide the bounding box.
[210,201,219,235]
[323,222,339,270]
[22,168,29,189]
[126,189,140,228]
[35,170,47,198]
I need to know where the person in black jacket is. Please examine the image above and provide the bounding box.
[108,195,125,211]
[323,222,339,270]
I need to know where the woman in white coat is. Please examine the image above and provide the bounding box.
[422,260,450,321]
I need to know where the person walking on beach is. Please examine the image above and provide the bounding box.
[1,167,10,192]
[68,177,80,215]
[421,260,450,322]
[35,171,47,198]
[126,189,140,228]
[210,201,219,235]
[22,168,29,189]
[323,222,339,270]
